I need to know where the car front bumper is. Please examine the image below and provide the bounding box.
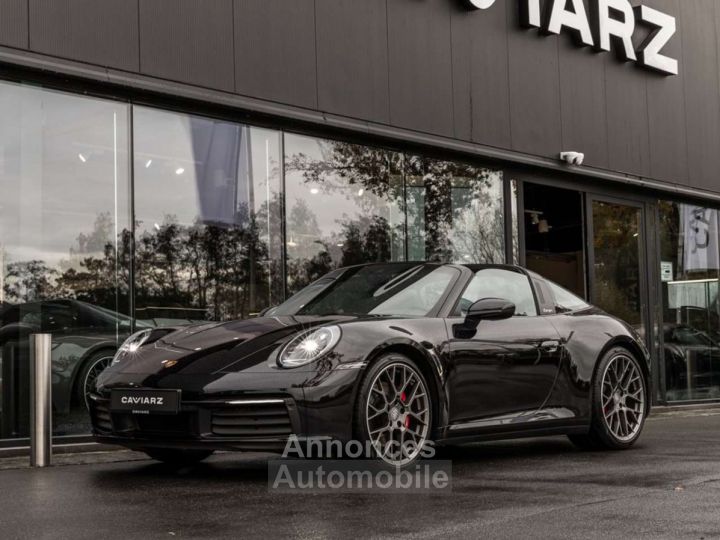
[89,366,363,452]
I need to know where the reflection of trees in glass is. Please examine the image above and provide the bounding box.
[593,204,642,326]
[285,139,506,292]
[3,260,57,303]
[4,137,508,319]
[405,155,504,264]
[285,141,404,202]
[3,212,131,310]
[285,139,405,293]
[3,197,281,322]
[135,197,280,321]
[451,200,505,264]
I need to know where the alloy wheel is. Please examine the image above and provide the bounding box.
[83,355,114,410]
[601,353,645,442]
[365,362,430,466]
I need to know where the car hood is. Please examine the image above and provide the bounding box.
[112,314,383,375]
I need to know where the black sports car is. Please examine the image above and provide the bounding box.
[91,263,650,466]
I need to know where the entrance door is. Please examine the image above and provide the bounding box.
[587,197,649,341]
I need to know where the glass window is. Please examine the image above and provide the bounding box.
[659,201,720,402]
[455,268,538,317]
[405,156,505,264]
[546,281,590,312]
[0,81,130,439]
[284,134,405,294]
[511,179,520,265]
[272,263,458,318]
[592,201,644,330]
[133,107,283,324]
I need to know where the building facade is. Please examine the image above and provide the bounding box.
[1,0,720,445]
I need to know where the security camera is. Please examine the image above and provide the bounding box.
[559,151,585,166]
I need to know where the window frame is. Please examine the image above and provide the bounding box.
[449,266,540,318]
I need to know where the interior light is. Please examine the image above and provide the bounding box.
[78,153,87,163]
[175,167,185,175]
[145,159,153,168]
[310,188,319,195]
[357,188,364,196]
[153,223,161,231]
[337,243,344,247]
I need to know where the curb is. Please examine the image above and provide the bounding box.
[0,442,121,459]
[650,402,720,418]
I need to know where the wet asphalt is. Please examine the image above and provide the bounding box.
[1,411,720,539]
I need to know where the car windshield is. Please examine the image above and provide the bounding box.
[269,264,459,318]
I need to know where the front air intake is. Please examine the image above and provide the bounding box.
[211,402,292,437]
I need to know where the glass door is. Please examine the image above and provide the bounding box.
[587,197,649,342]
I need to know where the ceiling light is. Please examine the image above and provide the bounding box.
[145,159,153,168]
[357,188,364,196]
[337,243,344,247]
[287,240,298,247]
[153,223,161,231]
[310,188,319,195]
[78,153,87,163]
[175,167,185,175]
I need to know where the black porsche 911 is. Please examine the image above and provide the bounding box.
[91,262,650,466]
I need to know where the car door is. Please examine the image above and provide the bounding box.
[445,268,563,426]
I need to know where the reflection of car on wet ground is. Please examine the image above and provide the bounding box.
[0,300,151,414]
[92,262,651,467]
[663,323,720,397]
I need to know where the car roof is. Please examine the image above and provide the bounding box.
[341,261,528,274]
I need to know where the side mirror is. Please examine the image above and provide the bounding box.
[465,298,515,325]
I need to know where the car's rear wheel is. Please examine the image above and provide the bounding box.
[143,448,214,465]
[355,354,432,466]
[569,346,647,450]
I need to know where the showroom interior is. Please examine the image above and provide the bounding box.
[2,0,720,448]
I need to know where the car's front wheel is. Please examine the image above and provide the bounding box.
[569,346,647,450]
[76,351,116,410]
[143,449,214,465]
[355,354,432,466]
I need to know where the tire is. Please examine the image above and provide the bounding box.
[569,346,648,451]
[354,354,433,466]
[143,448,214,465]
[75,350,116,410]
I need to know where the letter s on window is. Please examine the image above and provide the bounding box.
[634,5,678,76]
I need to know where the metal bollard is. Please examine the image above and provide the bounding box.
[30,333,52,467]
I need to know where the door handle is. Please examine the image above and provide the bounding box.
[537,340,561,354]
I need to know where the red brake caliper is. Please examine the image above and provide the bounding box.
[400,391,410,428]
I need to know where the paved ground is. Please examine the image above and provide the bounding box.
[2,411,720,539]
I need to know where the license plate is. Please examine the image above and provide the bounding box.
[110,389,181,415]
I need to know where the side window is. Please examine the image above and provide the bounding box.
[546,281,589,313]
[39,303,77,331]
[456,269,538,317]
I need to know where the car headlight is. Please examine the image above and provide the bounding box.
[278,326,341,368]
[112,329,153,365]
